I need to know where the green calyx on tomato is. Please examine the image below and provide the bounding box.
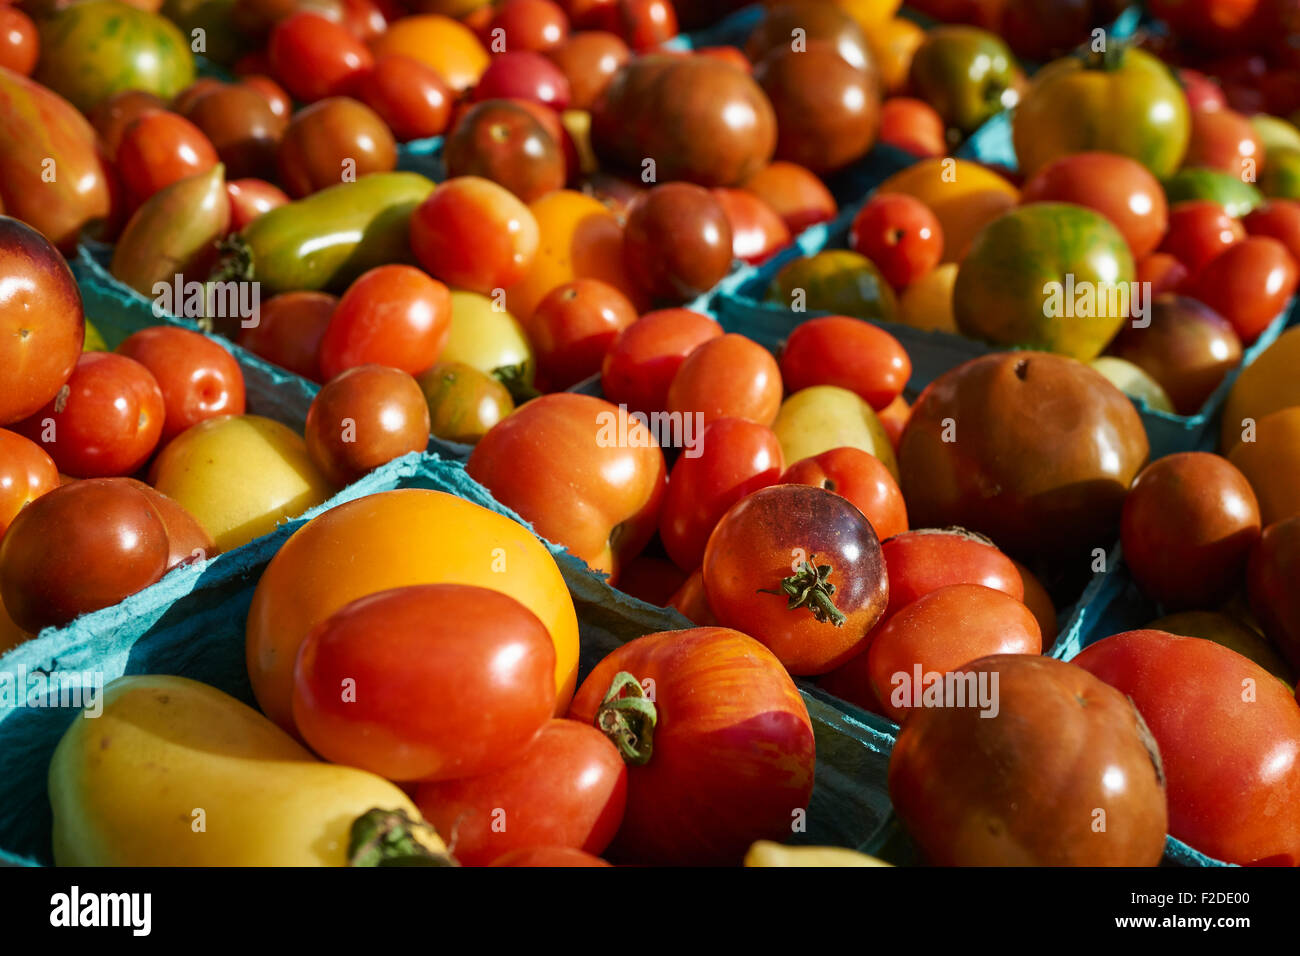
[491,361,542,405]
[758,555,847,627]
[1162,168,1263,218]
[595,671,657,766]
[347,808,458,868]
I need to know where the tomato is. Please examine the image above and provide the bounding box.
[1243,199,1300,265]
[876,393,910,450]
[277,97,397,198]
[294,584,555,781]
[268,12,373,103]
[878,96,946,158]
[115,112,218,207]
[226,178,290,232]
[446,100,566,206]
[124,478,215,569]
[601,309,722,415]
[703,484,888,674]
[779,317,910,413]
[1074,630,1300,865]
[544,30,629,109]
[658,418,784,572]
[416,718,624,866]
[848,194,943,289]
[880,528,1023,620]
[351,54,453,142]
[773,385,898,478]
[0,217,84,426]
[113,327,244,445]
[1163,167,1262,218]
[908,25,1018,135]
[1180,68,1228,112]
[304,365,430,486]
[237,291,335,382]
[623,183,734,304]
[771,250,898,327]
[666,333,782,428]
[1135,252,1189,298]
[489,846,611,866]
[182,84,287,182]
[318,265,451,379]
[1159,200,1244,274]
[1249,515,1300,671]
[710,188,791,266]
[467,393,666,579]
[90,89,166,159]
[417,361,515,445]
[780,446,907,542]
[524,278,637,390]
[876,158,1019,263]
[1187,236,1298,344]
[0,478,168,633]
[489,0,571,52]
[369,14,490,93]
[889,654,1169,865]
[1229,407,1300,527]
[0,6,37,76]
[567,626,815,865]
[739,160,837,236]
[473,51,572,111]
[1183,107,1263,176]
[1019,152,1168,260]
[171,78,224,116]
[1222,325,1300,450]
[0,428,57,540]
[589,0,676,50]
[240,74,292,122]
[409,177,539,296]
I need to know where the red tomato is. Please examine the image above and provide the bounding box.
[878,96,946,158]
[694,46,750,72]
[0,428,57,539]
[592,0,677,51]
[0,5,37,76]
[293,584,557,781]
[304,364,430,486]
[524,278,638,390]
[1179,68,1227,112]
[544,30,631,110]
[268,12,374,103]
[488,0,571,52]
[877,393,909,452]
[601,308,723,415]
[115,112,219,206]
[1183,107,1263,175]
[739,160,837,236]
[666,333,782,428]
[240,74,292,122]
[1136,252,1190,297]
[1243,200,1300,265]
[658,417,784,572]
[567,626,815,865]
[473,51,572,110]
[1159,200,1244,274]
[778,316,910,411]
[1074,629,1300,866]
[489,846,611,866]
[12,353,163,478]
[1187,236,1298,344]
[710,188,791,265]
[351,54,453,142]
[880,528,1023,620]
[237,291,337,383]
[318,266,451,379]
[115,327,246,444]
[226,178,290,232]
[848,194,943,289]
[1019,152,1168,259]
[416,718,626,866]
[780,446,908,541]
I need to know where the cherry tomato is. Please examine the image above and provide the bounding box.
[703,484,889,675]
[1136,251,1189,297]
[268,12,374,103]
[351,54,453,142]
[409,176,540,296]
[848,194,943,289]
[473,50,572,111]
[658,417,784,572]
[623,183,735,304]
[592,0,677,51]
[171,79,226,116]
[1182,106,1263,175]
[0,5,37,76]
[12,352,163,478]
[544,30,629,109]
[739,160,838,236]
[237,291,336,382]
[182,84,287,181]
[319,266,451,379]
[1187,236,1298,343]
[90,90,166,159]
[880,528,1023,620]
[1243,199,1300,264]
[780,446,907,541]
[416,718,625,866]
[778,316,910,411]
[601,308,722,415]
[666,333,782,427]
[1180,68,1227,112]
[710,188,791,265]
[240,74,292,122]
[524,278,637,390]
[489,0,571,52]
[489,846,611,866]
[226,178,290,232]
[0,428,57,540]
[293,584,557,781]
[305,365,431,486]
[878,96,946,158]
[1159,200,1244,274]
[115,327,246,444]
[277,96,397,198]
[116,111,219,206]
[124,478,216,569]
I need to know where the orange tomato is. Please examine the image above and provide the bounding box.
[1229,407,1300,527]
[369,15,489,92]
[867,16,925,94]
[876,158,1019,263]
[740,160,838,236]
[833,0,904,30]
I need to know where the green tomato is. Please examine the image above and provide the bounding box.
[1089,357,1175,414]
[765,250,898,323]
[417,361,515,445]
[1163,168,1263,217]
[908,25,1020,135]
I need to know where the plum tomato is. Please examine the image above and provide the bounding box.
[880,527,1023,620]
[351,54,453,143]
[600,308,722,415]
[276,97,397,198]
[268,12,374,103]
[237,291,337,383]
[416,718,625,866]
[710,188,791,265]
[226,178,290,232]
[1187,236,1298,344]
[115,327,246,444]
[115,111,220,207]
[739,160,838,236]
[0,428,58,540]
[623,183,734,304]
[702,484,889,674]
[292,584,557,781]
[472,51,572,111]
[417,361,515,445]
[489,0,571,53]
[12,352,163,478]
[445,100,566,204]
[779,446,907,541]
[305,365,431,486]
[544,30,629,109]
[848,194,943,289]
[665,333,782,427]
[778,316,910,411]
[524,278,637,390]
[658,417,784,572]
[1158,199,1244,273]
[318,266,452,379]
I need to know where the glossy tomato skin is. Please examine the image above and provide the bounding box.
[545,30,628,109]
[1183,107,1263,175]
[779,316,910,411]
[665,333,782,428]
[182,84,287,182]
[269,12,374,103]
[90,89,166,158]
[848,194,943,289]
[115,327,247,444]
[409,176,539,295]
[241,74,292,122]
[601,309,722,415]
[489,0,571,52]
[623,183,734,303]
[305,365,431,486]
[1244,200,1300,263]
[889,654,1169,865]
[878,96,947,158]
[0,429,58,540]
[116,111,219,206]
[236,291,336,382]
[740,160,838,236]
[123,478,217,569]
[0,217,84,425]
[567,626,815,865]
[1159,200,1244,274]
[473,51,572,110]
[1188,236,1298,344]
[1249,515,1300,671]
[318,266,451,379]
[880,528,1023,619]
[0,478,169,633]
[0,7,37,76]
[416,718,626,866]
[710,188,791,265]
[779,446,907,541]
[1135,252,1190,298]
[524,278,637,390]
[350,55,452,143]
[658,417,784,572]
[13,353,164,479]
[445,100,566,204]
[226,178,290,232]
[277,97,397,198]
[703,484,889,675]
[1074,630,1300,865]
[594,0,678,50]
[293,584,556,781]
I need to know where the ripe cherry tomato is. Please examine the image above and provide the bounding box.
[1243,199,1300,264]
[623,183,734,304]
[116,111,219,206]
[567,626,814,865]
[1188,236,1298,343]
[544,30,629,109]
[237,291,336,382]
[592,0,677,51]
[445,100,567,206]
[268,12,374,103]
[489,0,571,52]
[226,178,290,232]
[878,96,946,158]
[0,6,37,76]
[293,584,557,781]
[351,54,453,142]
[1183,106,1263,175]
[417,718,626,866]
[658,417,784,572]
[703,484,889,675]
[601,308,722,415]
[240,74,292,122]
[780,446,907,541]
[848,194,943,289]
[524,278,638,390]
[1179,68,1227,112]
[90,90,167,159]
[473,51,572,111]
[115,327,246,444]
[318,266,451,379]
[778,316,911,411]
[277,96,397,198]
[181,84,287,182]
[666,333,782,428]
[1159,200,1244,274]
[710,188,791,265]
[409,176,540,296]
[124,477,216,569]
[739,160,837,236]
[305,365,431,486]
[880,528,1023,620]
[13,352,164,478]
[0,428,57,540]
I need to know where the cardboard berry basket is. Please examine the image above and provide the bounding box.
[0,450,898,867]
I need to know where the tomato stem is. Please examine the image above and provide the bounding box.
[759,555,847,627]
[492,362,542,405]
[347,808,458,867]
[595,671,657,766]
[209,234,255,286]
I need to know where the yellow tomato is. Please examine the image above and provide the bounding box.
[245,488,580,733]
[866,16,926,94]
[149,415,335,552]
[1228,406,1300,527]
[744,839,893,866]
[369,15,489,92]
[772,385,899,480]
[1089,357,1176,414]
[898,261,958,332]
[833,0,903,30]
[1221,326,1300,451]
[440,290,535,386]
[876,158,1019,262]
